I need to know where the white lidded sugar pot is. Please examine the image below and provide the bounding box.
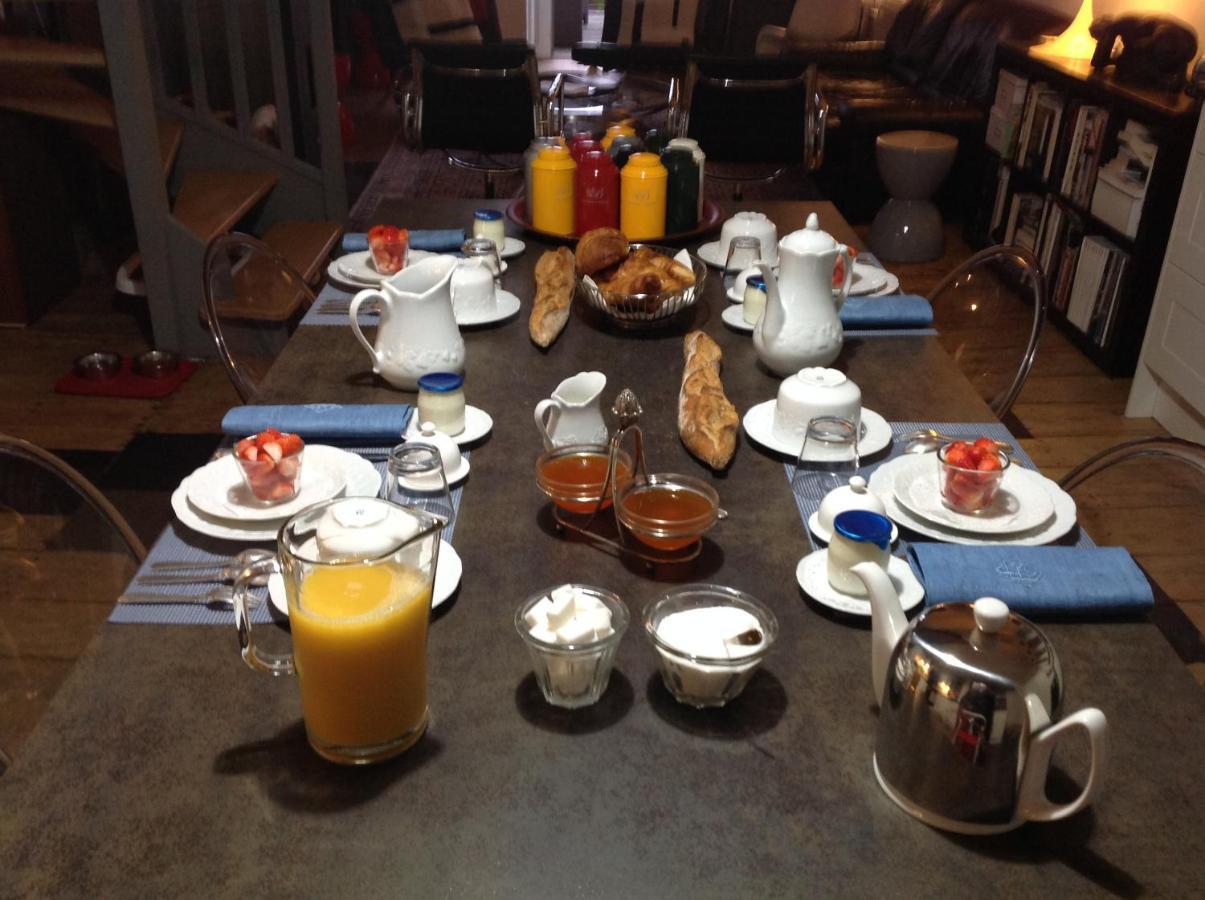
[852,562,1108,835]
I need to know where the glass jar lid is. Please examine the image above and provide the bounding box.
[473,208,502,221]
[417,372,464,393]
[833,510,892,549]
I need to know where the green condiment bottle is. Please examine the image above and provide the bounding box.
[662,147,699,234]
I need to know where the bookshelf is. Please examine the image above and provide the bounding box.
[969,40,1202,376]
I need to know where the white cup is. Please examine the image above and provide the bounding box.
[720,212,778,267]
[450,259,496,321]
[772,368,862,444]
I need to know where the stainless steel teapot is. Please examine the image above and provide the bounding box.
[852,561,1108,835]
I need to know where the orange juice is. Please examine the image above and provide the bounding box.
[290,561,431,759]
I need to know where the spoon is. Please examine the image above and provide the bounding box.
[118,586,261,609]
[138,561,272,586]
[899,429,1013,455]
[149,549,274,572]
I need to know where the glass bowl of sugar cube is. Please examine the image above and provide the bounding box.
[643,584,778,708]
[515,584,629,709]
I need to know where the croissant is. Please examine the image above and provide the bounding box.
[597,247,696,308]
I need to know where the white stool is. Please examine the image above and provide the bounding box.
[869,130,959,263]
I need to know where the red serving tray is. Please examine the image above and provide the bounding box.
[505,198,723,244]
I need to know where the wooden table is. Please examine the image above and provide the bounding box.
[1,201,1202,897]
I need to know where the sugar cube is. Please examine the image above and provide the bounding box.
[523,597,554,631]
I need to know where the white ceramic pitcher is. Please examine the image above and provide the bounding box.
[754,213,854,376]
[534,371,608,449]
[348,255,464,390]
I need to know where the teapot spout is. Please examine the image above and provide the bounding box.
[851,561,909,705]
[755,261,784,342]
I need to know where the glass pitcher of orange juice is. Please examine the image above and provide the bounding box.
[232,497,445,764]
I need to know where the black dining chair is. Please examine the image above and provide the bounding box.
[0,434,145,775]
[400,41,564,198]
[673,54,828,200]
[927,244,1048,421]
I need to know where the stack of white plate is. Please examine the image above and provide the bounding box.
[868,454,1078,546]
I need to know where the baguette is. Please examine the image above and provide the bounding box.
[530,248,576,348]
[679,330,738,470]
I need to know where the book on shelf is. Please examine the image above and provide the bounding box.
[1065,234,1129,347]
[987,69,1029,158]
[989,164,1012,240]
[1051,220,1083,314]
[1022,91,1064,177]
[1014,81,1047,167]
[994,69,1029,111]
[1010,192,1045,252]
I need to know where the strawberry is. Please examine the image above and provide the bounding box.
[943,441,974,469]
[236,440,258,462]
[277,433,304,456]
[973,437,997,455]
[261,440,283,462]
[976,452,1003,472]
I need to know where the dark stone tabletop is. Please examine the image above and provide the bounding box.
[2,201,1202,898]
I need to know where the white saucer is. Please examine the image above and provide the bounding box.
[186,453,345,521]
[807,510,898,545]
[328,249,437,287]
[455,289,521,326]
[795,549,924,617]
[891,454,1055,535]
[171,447,381,542]
[498,236,525,259]
[867,272,900,296]
[696,241,779,271]
[267,540,462,616]
[405,405,493,446]
[867,456,1078,546]
[396,455,470,492]
[847,261,889,296]
[742,401,892,461]
[721,304,756,332]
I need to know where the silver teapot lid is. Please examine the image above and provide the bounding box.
[910,598,1061,694]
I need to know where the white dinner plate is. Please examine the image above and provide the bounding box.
[867,456,1078,547]
[867,272,900,296]
[171,447,381,542]
[846,261,889,296]
[696,241,778,271]
[267,540,462,616]
[186,452,345,521]
[721,304,755,332]
[890,454,1055,535]
[807,510,898,546]
[742,401,892,461]
[455,289,521,326]
[328,249,438,287]
[795,549,924,617]
[405,405,493,446]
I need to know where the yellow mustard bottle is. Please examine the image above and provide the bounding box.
[531,145,576,236]
[620,152,667,241]
[600,122,636,152]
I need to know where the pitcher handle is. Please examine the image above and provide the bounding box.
[534,398,561,451]
[834,244,855,312]
[348,288,385,369]
[1017,703,1108,823]
[234,556,295,676]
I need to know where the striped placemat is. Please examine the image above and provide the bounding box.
[110,449,468,625]
[784,421,1093,554]
[300,282,374,328]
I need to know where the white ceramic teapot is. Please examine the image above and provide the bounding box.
[852,561,1108,835]
[754,213,854,375]
[534,371,608,449]
[348,255,464,390]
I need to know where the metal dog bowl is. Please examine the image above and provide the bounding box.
[133,350,180,378]
[73,351,122,380]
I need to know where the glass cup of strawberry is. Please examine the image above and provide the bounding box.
[367,225,409,275]
[234,428,305,505]
[938,437,1009,514]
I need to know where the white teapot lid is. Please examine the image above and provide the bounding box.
[316,497,421,559]
[780,212,839,254]
[818,475,886,532]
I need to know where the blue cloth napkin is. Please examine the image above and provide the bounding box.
[221,404,413,442]
[341,229,467,253]
[907,544,1154,618]
[840,294,933,329]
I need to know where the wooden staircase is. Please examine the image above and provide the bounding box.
[0,4,346,350]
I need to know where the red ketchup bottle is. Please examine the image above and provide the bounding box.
[575,150,619,233]
[570,136,600,163]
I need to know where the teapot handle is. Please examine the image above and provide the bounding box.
[1017,700,1108,823]
[534,398,561,451]
[348,288,385,369]
[833,244,855,312]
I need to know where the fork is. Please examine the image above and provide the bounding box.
[117,586,260,609]
[150,549,272,572]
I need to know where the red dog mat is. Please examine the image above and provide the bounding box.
[55,356,200,399]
